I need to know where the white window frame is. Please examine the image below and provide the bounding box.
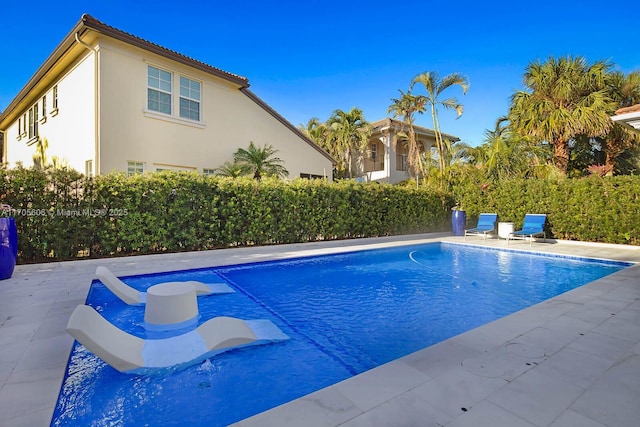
[28,104,39,142]
[147,65,173,115]
[179,76,201,121]
[85,160,94,177]
[41,95,47,120]
[51,85,59,116]
[127,161,145,175]
[202,168,215,176]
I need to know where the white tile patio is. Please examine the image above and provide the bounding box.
[0,233,639,426]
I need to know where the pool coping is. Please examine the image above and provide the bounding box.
[1,233,639,426]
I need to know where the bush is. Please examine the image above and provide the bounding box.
[454,176,640,245]
[0,169,453,263]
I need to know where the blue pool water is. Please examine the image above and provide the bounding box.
[51,243,630,426]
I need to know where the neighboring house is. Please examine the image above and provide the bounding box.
[611,104,640,131]
[0,14,334,179]
[361,118,460,184]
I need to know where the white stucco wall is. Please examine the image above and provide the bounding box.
[97,39,332,178]
[5,53,96,172]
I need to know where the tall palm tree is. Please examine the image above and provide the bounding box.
[326,108,372,178]
[411,71,469,188]
[508,56,614,174]
[602,70,640,173]
[232,141,289,180]
[387,90,427,179]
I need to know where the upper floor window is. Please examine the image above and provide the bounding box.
[147,66,172,115]
[42,95,47,118]
[28,104,39,140]
[179,76,201,121]
[370,143,377,162]
[52,85,59,113]
[127,161,145,175]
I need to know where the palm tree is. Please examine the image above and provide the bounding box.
[602,70,640,173]
[300,117,329,145]
[411,71,469,188]
[232,141,289,180]
[508,56,614,174]
[213,161,245,178]
[474,117,555,180]
[326,108,372,178]
[387,90,427,179]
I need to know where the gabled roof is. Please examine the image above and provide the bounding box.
[370,118,460,142]
[0,14,335,164]
[80,14,249,87]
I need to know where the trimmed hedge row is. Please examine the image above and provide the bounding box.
[454,176,640,245]
[0,168,454,263]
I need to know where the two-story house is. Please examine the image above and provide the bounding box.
[361,118,460,183]
[0,14,334,179]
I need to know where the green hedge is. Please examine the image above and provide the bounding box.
[454,176,640,245]
[0,168,453,263]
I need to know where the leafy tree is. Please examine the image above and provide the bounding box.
[411,71,469,188]
[509,56,614,174]
[232,141,289,180]
[602,70,640,173]
[326,108,372,179]
[387,90,427,179]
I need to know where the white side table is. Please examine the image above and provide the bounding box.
[144,282,199,331]
[498,222,514,239]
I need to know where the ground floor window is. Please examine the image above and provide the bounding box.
[299,173,324,179]
[127,161,145,175]
[85,160,94,177]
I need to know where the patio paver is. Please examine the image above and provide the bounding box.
[1,233,639,426]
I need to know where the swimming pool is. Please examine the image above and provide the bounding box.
[51,242,630,426]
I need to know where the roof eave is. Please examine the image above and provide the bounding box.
[240,88,337,165]
[0,18,85,127]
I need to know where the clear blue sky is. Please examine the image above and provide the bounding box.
[1,0,638,147]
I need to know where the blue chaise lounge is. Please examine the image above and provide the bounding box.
[464,213,498,240]
[507,214,547,246]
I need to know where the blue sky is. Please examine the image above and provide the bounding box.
[1,0,638,147]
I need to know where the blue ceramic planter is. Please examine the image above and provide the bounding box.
[0,217,18,280]
[451,210,466,236]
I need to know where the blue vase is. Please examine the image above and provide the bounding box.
[0,217,17,280]
[451,210,466,236]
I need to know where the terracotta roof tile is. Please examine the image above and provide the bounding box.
[81,14,249,87]
[615,104,640,115]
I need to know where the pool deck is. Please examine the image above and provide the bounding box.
[1,233,639,426]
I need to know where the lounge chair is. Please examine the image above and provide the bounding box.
[464,213,498,240]
[95,266,234,306]
[66,304,289,374]
[507,214,547,246]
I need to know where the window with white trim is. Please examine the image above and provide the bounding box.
[202,168,215,176]
[52,85,59,115]
[28,104,39,140]
[127,161,145,175]
[179,76,201,121]
[147,65,172,114]
[42,95,47,118]
[85,160,94,177]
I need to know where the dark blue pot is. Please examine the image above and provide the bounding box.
[0,217,18,280]
[451,210,466,236]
